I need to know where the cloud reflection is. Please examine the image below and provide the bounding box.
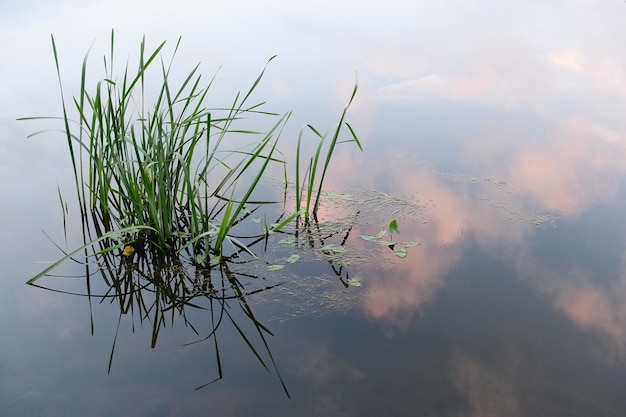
[449,352,519,417]
[345,161,532,323]
[554,284,626,342]
[15,286,84,340]
[363,246,460,327]
[517,255,626,358]
[332,122,626,336]
[509,119,626,217]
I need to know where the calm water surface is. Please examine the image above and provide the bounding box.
[3,1,626,416]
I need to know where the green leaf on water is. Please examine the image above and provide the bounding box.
[389,219,400,234]
[393,247,407,258]
[268,264,285,271]
[320,244,336,252]
[404,241,420,247]
[286,254,300,263]
[327,193,353,200]
[278,236,296,245]
[251,218,263,223]
[209,256,222,266]
[360,235,378,242]
[379,240,397,246]
[320,244,346,253]
[195,253,207,264]
[348,275,362,287]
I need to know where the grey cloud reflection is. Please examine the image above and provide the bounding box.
[288,343,365,385]
[449,352,520,417]
[373,31,553,110]
[16,286,84,340]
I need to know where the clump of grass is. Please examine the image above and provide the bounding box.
[22,30,361,285]
[22,31,292,264]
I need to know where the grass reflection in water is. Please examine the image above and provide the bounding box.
[27,210,365,397]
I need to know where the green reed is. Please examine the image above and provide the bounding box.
[295,79,362,218]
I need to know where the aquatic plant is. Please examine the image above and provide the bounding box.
[359,220,420,258]
[295,81,362,218]
[21,30,362,279]
[20,31,365,396]
[24,32,283,257]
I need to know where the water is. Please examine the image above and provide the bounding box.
[3,1,626,416]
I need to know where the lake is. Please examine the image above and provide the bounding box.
[2,1,626,416]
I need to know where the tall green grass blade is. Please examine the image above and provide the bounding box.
[271,209,305,233]
[313,78,359,215]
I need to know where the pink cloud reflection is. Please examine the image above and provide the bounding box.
[363,246,460,327]
[282,94,626,330]
[514,250,626,355]
[553,285,626,342]
[509,118,626,217]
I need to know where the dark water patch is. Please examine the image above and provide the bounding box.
[528,203,626,284]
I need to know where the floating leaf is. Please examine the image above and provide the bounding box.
[278,236,296,245]
[286,254,300,263]
[327,193,353,200]
[393,247,407,258]
[251,218,263,223]
[360,235,378,242]
[267,264,285,271]
[348,275,362,287]
[209,256,221,266]
[389,219,400,234]
[379,240,397,246]
[375,229,387,238]
[195,253,207,264]
[320,244,346,254]
[404,241,420,247]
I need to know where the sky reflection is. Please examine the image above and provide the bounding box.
[3,0,626,414]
